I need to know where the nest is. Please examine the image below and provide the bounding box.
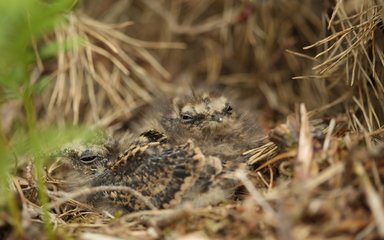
[1,0,384,239]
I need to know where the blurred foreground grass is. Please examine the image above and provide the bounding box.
[0,1,81,238]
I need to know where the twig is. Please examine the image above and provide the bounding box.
[235,169,277,222]
[295,104,313,179]
[354,161,384,237]
[46,185,157,210]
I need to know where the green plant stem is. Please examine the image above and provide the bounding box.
[22,84,55,239]
[35,163,55,240]
[5,188,24,238]
[22,86,37,136]
[0,117,8,148]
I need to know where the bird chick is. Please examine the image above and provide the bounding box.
[160,92,262,165]
[57,139,119,192]
[59,130,232,213]
[62,144,113,178]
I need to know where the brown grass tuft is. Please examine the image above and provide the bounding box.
[2,0,384,239]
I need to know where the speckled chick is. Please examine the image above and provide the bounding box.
[159,92,262,165]
[61,130,233,213]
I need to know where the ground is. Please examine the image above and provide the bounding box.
[1,0,384,239]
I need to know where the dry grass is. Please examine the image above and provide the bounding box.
[2,0,384,239]
[38,12,185,130]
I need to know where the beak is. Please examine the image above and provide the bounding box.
[212,113,224,122]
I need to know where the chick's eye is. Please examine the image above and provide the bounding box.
[80,150,98,164]
[223,104,232,114]
[80,155,97,163]
[180,112,194,122]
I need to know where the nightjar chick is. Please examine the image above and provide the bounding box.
[59,130,235,213]
[159,92,262,165]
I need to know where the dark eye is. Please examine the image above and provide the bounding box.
[223,104,232,114]
[80,150,99,164]
[180,112,194,123]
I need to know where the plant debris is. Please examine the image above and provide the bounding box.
[1,0,384,239]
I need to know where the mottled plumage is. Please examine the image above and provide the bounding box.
[59,92,260,213]
[160,92,262,164]
[61,130,231,212]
